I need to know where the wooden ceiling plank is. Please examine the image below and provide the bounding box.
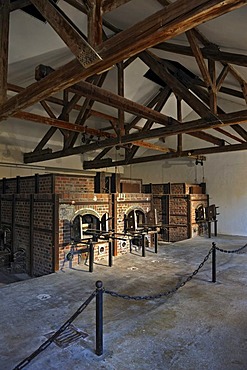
[186,30,212,88]
[2,0,247,120]
[0,0,10,105]
[30,0,102,68]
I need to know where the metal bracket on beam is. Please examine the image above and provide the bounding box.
[77,43,102,68]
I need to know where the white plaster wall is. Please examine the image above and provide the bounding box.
[124,150,247,237]
[204,152,247,236]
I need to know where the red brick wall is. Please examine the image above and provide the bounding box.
[55,175,94,195]
[115,193,152,253]
[0,193,55,276]
[58,193,111,269]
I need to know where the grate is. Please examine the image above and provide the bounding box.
[46,324,89,348]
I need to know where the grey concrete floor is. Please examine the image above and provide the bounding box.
[0,235,247,370]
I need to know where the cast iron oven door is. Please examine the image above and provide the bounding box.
[71,212,109,243]
[124,208,146,233]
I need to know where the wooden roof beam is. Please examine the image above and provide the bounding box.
[10,0,30,11]
[186,29,213,88]
[102,0,132,13]
[30,0,102,68]
[0,0,10,105]
[83,142,247,169]
[87,0,103,47]
[23,107,247,164]
[1,0,247,120]
[153,42,247,68]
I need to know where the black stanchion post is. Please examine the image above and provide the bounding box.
[109,239,113,267]
[142,234,146,257]
[212,242,216,283]
[154,232,158,254]
[96,281,103,356]
[89,241,94,273]
[208,221,211,238]
[214,220,218,237]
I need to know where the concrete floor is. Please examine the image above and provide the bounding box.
[1,235,247,370]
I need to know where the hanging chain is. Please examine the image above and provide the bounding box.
[215,243,247,254]
[13,291,97,370]
[104,247,213,301]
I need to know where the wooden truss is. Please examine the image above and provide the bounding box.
[1,0,247,169]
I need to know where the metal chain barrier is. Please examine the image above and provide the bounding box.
[13,291,97,370]
[104,247,213,301]
[215,243,247,254]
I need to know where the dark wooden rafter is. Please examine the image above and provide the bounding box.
[102,0,132,13]
[126,89,167,132]
[191,29,247,140]
[192,29,247,105]
[0,0,10,104]
[153,42,247,68]
[124,87,172,163]
[227,65,247,104]
[18,111,176,162]
[1,0,247,121]
[172,62,246,144]
[7,82,119,125]
[30,0,102,68]
[32,64,177,126]
[3,0,247,167]
[87,0,103,47]
[117,62,125,137]
[216,65,229,92]
[214,127,245,143]
[23,107,247,164]
[39,100,56,119]
[62,0,121,34]
[83,141,247,169]
[140,51,225,146]
[176,96,183,153]
[66,79,178,125]
[186,29,213,88]
[63,72,108,149]
[231,125,247,141]
[10,0,30,11]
